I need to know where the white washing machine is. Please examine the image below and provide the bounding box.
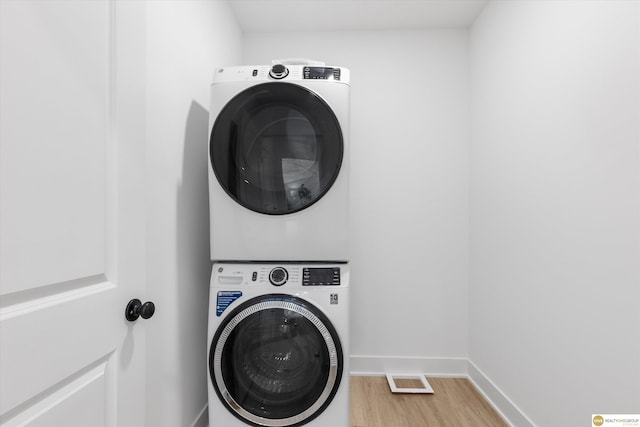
[208,64,350,262]
[207,262,350,427]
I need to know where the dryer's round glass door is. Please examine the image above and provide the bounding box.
[209,295,343,427]
[210,82,343,215]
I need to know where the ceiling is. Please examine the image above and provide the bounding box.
[229,0,489,33]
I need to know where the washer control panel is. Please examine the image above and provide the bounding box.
[214,264,343,287]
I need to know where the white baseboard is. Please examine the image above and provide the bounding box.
[467,361,536,427]
[349,355,468,377]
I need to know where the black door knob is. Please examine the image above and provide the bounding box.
[140,301,155,319]
[125,299,156,321]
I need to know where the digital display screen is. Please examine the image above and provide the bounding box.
[304,267,340,285]
[309,268,335,283]
[303,67,340,80]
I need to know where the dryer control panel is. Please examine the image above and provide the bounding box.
[213,64,350,84]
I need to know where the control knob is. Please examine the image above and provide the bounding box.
[269,64,289,79]
[269,267,288,286]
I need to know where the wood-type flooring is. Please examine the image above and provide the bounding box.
[350,376,508,427]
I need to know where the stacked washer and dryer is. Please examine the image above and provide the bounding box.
[207,62,351,427]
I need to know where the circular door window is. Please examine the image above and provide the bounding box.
[209,294,343,427]
[210,83,343,215]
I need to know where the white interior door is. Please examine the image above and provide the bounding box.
[1,1,147,426]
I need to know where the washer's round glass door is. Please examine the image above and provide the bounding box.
[209,295,343,427]
[210,83,343,215]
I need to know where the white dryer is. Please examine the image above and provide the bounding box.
[207,262,350,427]
[208,64,350,262]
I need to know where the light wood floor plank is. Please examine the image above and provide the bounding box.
[350,376,508,427]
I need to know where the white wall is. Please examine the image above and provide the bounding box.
[143,2,241,426]
[470,1,640,426]
[243,30,470,373]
